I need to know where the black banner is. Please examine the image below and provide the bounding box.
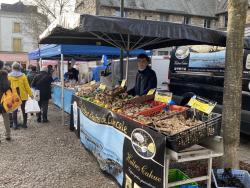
[71,95,166,188]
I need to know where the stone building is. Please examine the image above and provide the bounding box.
[0,1,47,67]
[75,0,250,54]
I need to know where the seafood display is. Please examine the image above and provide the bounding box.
[153,114,202,135]
[67,82,218,142]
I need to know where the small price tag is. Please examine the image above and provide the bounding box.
[90,80,96,85]
[121,79,127,88]
[154,92,172,103]
[99,83,106,90]
[147,89,156,96]
[188,96,216,114]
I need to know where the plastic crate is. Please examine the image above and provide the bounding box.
[169,105,188,112]
[138,101,166,116]
[164,110,222,151]
[169,169,198,188]
[212,169,250,188]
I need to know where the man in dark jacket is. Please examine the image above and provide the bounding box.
[27,66,37,85]
[128,54,157,96]
[32,67,53,123]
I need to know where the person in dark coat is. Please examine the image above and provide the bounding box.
[32,67,53,123]
[27,65,37,85]
[64,65,79,82]
[0,70,11,141]
[128,54,157,96]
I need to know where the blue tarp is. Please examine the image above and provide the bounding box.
[28,44,152,60]
[52,84,74,114]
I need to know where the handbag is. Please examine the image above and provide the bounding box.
[1,88,22,113]
[32,88,40,101]
[25,98,40,113]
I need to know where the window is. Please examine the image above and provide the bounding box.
[12,38,22,52]
[13,22,21,33]
[114,10,127,17]
[224,13,228,27]
[160,15,169,22]
[183,17,191,24]
[145,15,153,20]
[204,19,211,28]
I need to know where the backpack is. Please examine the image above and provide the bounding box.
[0,88,22,113]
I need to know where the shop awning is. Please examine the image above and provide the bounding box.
[28,44,151,60]
[0,52,29,62]
[38,13,248,50]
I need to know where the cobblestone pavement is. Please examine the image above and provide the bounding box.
[0,105,250,188]
[0,105,119,188]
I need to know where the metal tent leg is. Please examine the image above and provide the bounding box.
[60,54,65,126]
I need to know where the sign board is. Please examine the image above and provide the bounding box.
[147,89,156,96]
[154,91,172,103]
[121,79,127,88]
[73,96,166,188]
[188,95,217,114]
[90,80,96,85]
[99,83,106,90]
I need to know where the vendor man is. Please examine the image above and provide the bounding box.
[128,54,157,96]
[64,64,79,82]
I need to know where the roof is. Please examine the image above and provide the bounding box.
[99,0,250,17]
[99,0,217,17]
[0,1,37,13]
[215,0,250,14]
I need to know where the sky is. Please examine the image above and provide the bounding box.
[0,0,20,4]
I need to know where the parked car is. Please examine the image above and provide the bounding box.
[169,46,250,135]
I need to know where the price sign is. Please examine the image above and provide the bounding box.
[90,80,96,85]
[154,92,172,103]
[121,79,127,88]
[99,83,106,90]
[147,89,156,96]
[188,96,217,114]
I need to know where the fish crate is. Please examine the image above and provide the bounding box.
[212,169,250,188]
[138,101,167,116]
[163,110,222,151]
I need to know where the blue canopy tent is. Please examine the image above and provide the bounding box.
[28,44,151,60]
[28,44,151,125]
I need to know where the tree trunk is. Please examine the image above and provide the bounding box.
[222,0,248,168]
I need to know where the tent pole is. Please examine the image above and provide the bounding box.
[39,58,42,71]
[60,54,65,126]
[125,35,130,81]
[111,59,115,88]
[120,0,124,81]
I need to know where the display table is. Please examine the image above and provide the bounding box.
[70,95,224,188]
[52,84,75,114]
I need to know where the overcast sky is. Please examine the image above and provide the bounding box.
[0,0,20,4]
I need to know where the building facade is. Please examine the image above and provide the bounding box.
[75,0,250,54]
[0,2,46,66]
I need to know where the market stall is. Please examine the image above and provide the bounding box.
[69,83,223,187]
[28,44,151,115]
[39,14,250,188]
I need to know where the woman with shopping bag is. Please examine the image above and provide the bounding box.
[32,67,53,123]
[8,62,33,129]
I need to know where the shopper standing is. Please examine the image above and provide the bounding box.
[32,67,53,123]
[8,62,33,129]
[27,65,37,85]
[0,62,11,141]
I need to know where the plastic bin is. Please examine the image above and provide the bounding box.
[169,169,198,188]
[212,169,250,188]
[164,110,222,151]
[138,101,166,116]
